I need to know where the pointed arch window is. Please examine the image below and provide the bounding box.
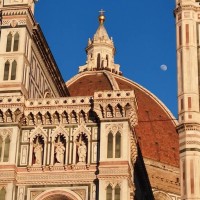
[13,32,19,51]
[3,60,17,81]
[6,33,12,52]
[97,53,101,69]
[106,55,109,67]
[3,61,10,80]
[11,60,17,80]
[0,188,6,200]
[0,135,10,163]
[106,185,112,200]
[115,132,121,158]
[107,132,113,158]
[107,131,121,159]
[3,136,10,162]
[114,185,121,200]
[6,32,20,52]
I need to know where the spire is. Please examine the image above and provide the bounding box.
[79,10,121,75]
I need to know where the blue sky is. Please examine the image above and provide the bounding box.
[35,1,177,117]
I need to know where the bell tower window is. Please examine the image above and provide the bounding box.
[6,33,12,52]
[6,32,20,52]
[0,188,6,200]
[13,33,19,51]
[11,60,17,80]
[107,132,113,158]
[106,185,112,200]
[3,136,10,162]
[115,132,121,158]
[0,135,10,163]
[114,185,121,200]
[3,61,10,80]
[3,60,17,81]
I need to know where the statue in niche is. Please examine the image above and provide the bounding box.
[76,135,87,163]
[54,136,65,164]
[33,137,43,165]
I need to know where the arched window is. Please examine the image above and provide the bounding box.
[13,32,19,51]
[3,61,10,80]
[106,185,112,200]
[6,33,12,52]
[3,136,10,162]
[107,132,113,158]
[115,132,121,158]
[114,185,121,200]
[11,60,17,80]
[0,188,6,200]
[97,53,101,69]
[106,55,109,67]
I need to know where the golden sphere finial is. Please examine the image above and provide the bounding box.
[98,9,105,24]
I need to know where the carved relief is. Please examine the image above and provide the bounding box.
[105,124,123,135]
[17,186,25,200]
[20,145,28,165]
[22,130,29,142]
[92,143,97,163]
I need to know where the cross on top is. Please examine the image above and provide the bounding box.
[99,9,105,16]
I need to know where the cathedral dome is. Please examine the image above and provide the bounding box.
[66,11,179,168]
[66,70,179,167]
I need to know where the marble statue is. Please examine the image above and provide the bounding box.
[55,139,65,164]
[33,138,43,165]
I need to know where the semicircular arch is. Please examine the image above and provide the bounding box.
[34,189,82,200]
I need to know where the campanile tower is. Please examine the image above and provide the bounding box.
[175,0,200,199]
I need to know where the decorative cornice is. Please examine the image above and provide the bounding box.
[177,123,200,133]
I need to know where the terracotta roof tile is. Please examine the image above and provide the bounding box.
[67,72,179,167]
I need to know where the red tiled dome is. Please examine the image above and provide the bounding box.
[66,71,179,167]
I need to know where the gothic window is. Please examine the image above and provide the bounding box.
[115,132,121,158]
[106,55,109,67]
[6,32,20,52]
[13,32,19,51]
[32,136,44,165]
[11,60,17,80]
[114,185,121,200]
[0,188,6,200]
[0,135,10,162]
[107,132,121,159]
[6,33,12,52]
[106,185,112,200]
[3,136,10,162]
[3,60,17,81]
[97,53,101,69]
[107,132,113,158]
[3,61,10,80]
[54,135,66,164]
